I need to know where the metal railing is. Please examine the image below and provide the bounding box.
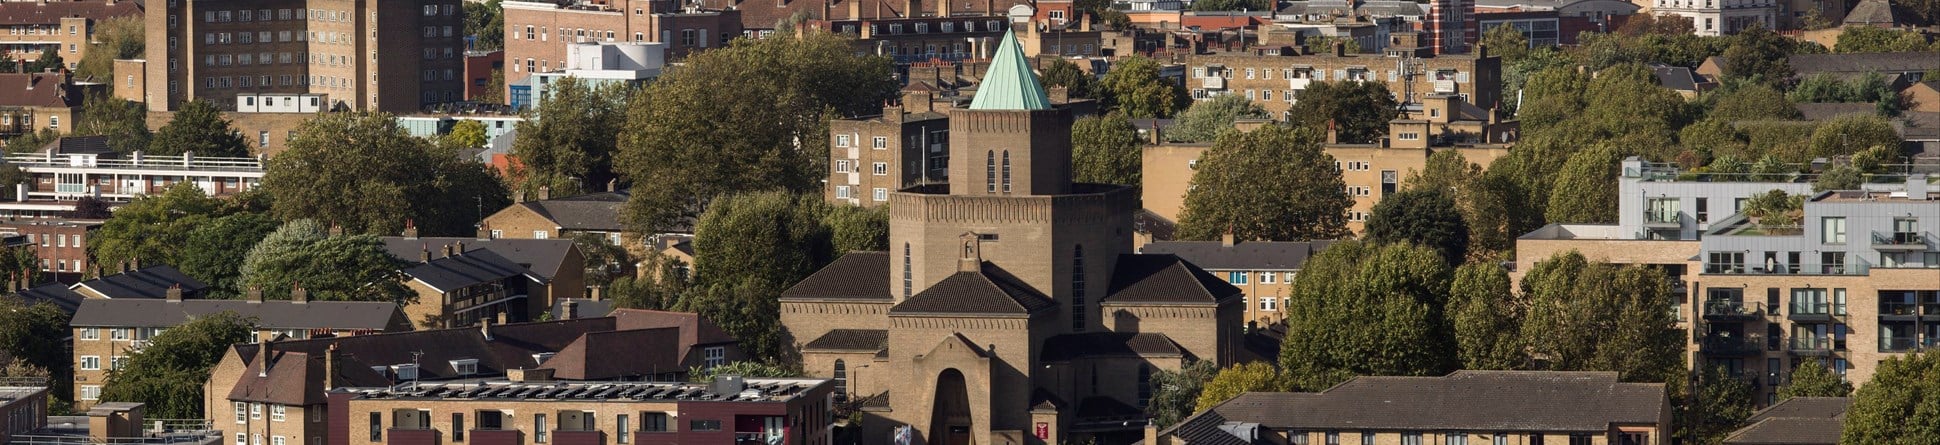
[1705,262,1869,275]
[733,432,781,445]
[1872,231,1926,246]
[1644,210,1681,225]
[1699,335,1765,355]
[3,153,266,173]
[1881,302,1921,316]
[1704,301,1764,319]
[1789,302,1844,317]
[1790,336,1838,352]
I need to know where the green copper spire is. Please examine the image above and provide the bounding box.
[969,28,1052,111]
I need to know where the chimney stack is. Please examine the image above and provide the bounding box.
[563,299,579,320]
[420,243,431,263]
[537,185,551,201]
[607,179,618,193]
[258,341,272,378]
[1325,119,1339,145]
[402,220,419,239]
[327,225,344,237]
[324,344,342,391]
[958,233,983,272]
[454,241,466,255]
[291,284,309,304]
[477,223,492,240]
[165,284,183,302]
[248,286,265,303]
[1221,225,1236,247]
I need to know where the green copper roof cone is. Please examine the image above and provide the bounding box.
[968,28,1052,111]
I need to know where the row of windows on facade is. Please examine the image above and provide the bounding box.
[1704,250,1940,274]
[831,160,891,176]
[1224,270,1298,286]
[360,408,788,442]
[838,19,1007,36]
[515,25,724,49]
[4,24,79,36]
[1196,66,1468,82]
[76,327,164,342]
[194,4,456,24]
[0,114,53,129]
[1285,432,1618,445]
[834,186,890,202]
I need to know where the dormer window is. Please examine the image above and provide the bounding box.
[451,359,479,376]
[392,364,419,380]
[533,353,556,364]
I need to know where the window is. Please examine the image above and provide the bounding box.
[1401,432,1423,445]
[872,136,887,149]
[80,356,100,370]
[451,359,479,375]
[642,413,668,432]
[237,433,246,445]
[81,385,100,401]
[272,437,285,445]
[452,413,464,442]
[872,162,888,176]
[1695,197,1709,224]
[1228,272,1249,285]
[80,328,98,340]
[1447,433,1467,445]
[836,186,853,200]
[272,405,286,422]
[1326,432,1340,445]
[535,414,548,443]
[1260,272,1277,284]
[1072,245,1087,331]
[1822,217,1846,244]
[615,414,628,444]
[703,347,726,367]
[1568,434,1592,445]
[1001,151,1012,193]
[47,116,57,129]
[1492,434,1507,445]
[836,134,852,147]
[1361,431,1375,445]
[690,420,721,431]
[534,231,549,239]
[903,243,913,298]
[985,151,996,194]
[833,360,848,397]
[260,131,270,148]
[252,403,263,419]
[368,413,381,441]
[872,188,888,202]
[1260,296,1277,311]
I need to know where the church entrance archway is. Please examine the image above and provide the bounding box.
[929,369,973,445]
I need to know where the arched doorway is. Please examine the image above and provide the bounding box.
[929,369,973,445]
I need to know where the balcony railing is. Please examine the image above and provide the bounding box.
[1643,210,1681,228]
[1703,301,1764,321]
[1872,231,1928,250]
[1881,302,1921,317]
[1700,335,1765,355]
[1790,336,1837,354]
[735,432,781,445]
[1706,262,1869,275]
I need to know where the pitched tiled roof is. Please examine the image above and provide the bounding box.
[12,282,84,313]
[1843,0,1921,26]
[518,191,628,232]
[1039,332,1181,362]
[0,73,83,108]
[70,298,406,329]
[1648,63,1701,91]
[541,327,686,380]
[381,236,577,282]
[73,265,208,299]
[0,1,142,26]
[401,248,527,293]
[1102,254,1241,304]
[695,0,1028,31]
[781,251,893,301]
[38,135,114,156]
[611,308,737,362]
[1747,396,1850,422]
[890,263,1054,315]
[1140,240,1332,270]
[1723,418,1843,444]
[803,329,889,352]
[1166,370,1665,441]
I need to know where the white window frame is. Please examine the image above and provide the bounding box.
[872,188,889,202]
[80,328,99,340]
[80,356,100,370]
[271,405,286,422]
[872,162,888,176]
[235,402,247,423]
[81,385,100,401]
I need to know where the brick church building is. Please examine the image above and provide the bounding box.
[780,28,1245,445]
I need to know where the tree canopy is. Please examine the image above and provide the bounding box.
[1365,188,1470,265]
[1177,125,1350,241]
[1166,94,1269,143]
[1842,351,1940,444]
[1544,145,1625,224]
[1518,251,1682,382]
[1449,262,1524,370]
[1279,241,1455,390]
[1037,58,1093,99]
[1834,26,1937,53]
[462,0,505,51]
[615,32,895,234]
[149,100,250,157]
[1148,360,1218,429]
[510,76,628,197]
[76,15,142,83]
[178,212,281,298]
[264,112,510,236]
[75,96,152,154]
[99,312,255,419]
[1097,55,1184,119]
[1071,112,1143,185]
[677,191,836,360]
[1194,362,1291,412]
[1778,357,1853,401]
[236,219,410,302]
[1284,80,1399,144]
[89,183,226,272]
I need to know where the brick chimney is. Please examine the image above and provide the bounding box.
[258,341,272,377]
[958,233,983,272]
[246,286,263,302]
[165,284,183,302]
[563,299,579,320]
[291,284,309,304]
[402,220,419,239]
[323,344,342,391]
[537,185,551,201]
[421,243,431,263]
[480,317,494,341]
[477,223,492,240]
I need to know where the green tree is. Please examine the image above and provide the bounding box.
[236,219,410,302]
[1165,94,1269,143]
[1148,360,1218,429]
[688,361,801,382]
[511,76,627,197]
[1834,26,1936,53]
[264,112,510,236]
[481,69,505,105]
[1038,58,1092,99]
[1365,188,1469,265]
[615,32,895,234]
[1284,81,1400,144]
[677,191,834,360]
[1518,251,1682,382]
[1449,262,1525,370]
[1481,23,1531,63]
[75,15,143,82]
[1682,366,1755,445]
[1098,55,1183,119]
[1070,111,1142,185]
[1704,82,1800,121]
[1544,145,1624,224]
[463,0,506,51]
[1279,241,1455,391]
[1176,125,1350,242]
[574,232,632,288]
[1842,351,1940,444]
[441,119,488,150]
[1194,362,1290,412]
[178,212,280,298]
[0,164,24,201]
[99,312,255,419]
[1808,113,1900,159]
[1718,26,1794,84]
[1516,67,1588,131]
[22,47,63,74]
[4,129,59,153]
[89,183,224,271]
[823,204,888,254]
[610,251,691,311]
[149,100,250,157]
[1814,164,1864,192]
[75,95,152,154]
[0,298,70,384]
[1778,357,1853,400]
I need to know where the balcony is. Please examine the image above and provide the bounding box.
[1789,336,1837,355]
[734,432,781,445]
[1707,262,1869,276]
[1699,335,1765,356]
[554,430,605,445]
[1871,231,1928,251]
[1201,76,1226,90]
[1788,304,1838,322]
[1703,301,1764,321]
[1926,303,1940,320]
[1643,210,1682,230]
[1879,337,1930,352]
[386,428,439,445]
[1881,302,1921,320]
[469,429,523,445]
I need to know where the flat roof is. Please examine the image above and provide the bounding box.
[344,378,827,404]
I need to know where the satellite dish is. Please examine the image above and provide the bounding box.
[1007,4,1034,23]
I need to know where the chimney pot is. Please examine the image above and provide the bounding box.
[291,284,309,304]
[165,284,183,302]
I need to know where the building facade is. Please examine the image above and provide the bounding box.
[0,219,102,282]
[381,235,587,328]
[1647,0,1778,36]
[499,0,737,102]
[828,91,950,207]
[333,378,832,445]
[1181,47,1502,117]
[1,139,264,218]
[0,72,86,141]
[781,29,1245,445]
[0,0,142,69]
[142,0,466,112]
[1141,238,1334,327]
[1426,0,1478,54]
[0,377,48,445]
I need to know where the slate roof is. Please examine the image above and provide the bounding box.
[1724,398,1849,445]
[969,29,1051,111]
[1039,332,1182,362]
[1164,370,1666,442]
[0,73,83,108]
[1648,63,1703,91]
[540,327,685,380]
[1843,0,1921,26]
[1102,254,1242,304]
[514,191,628,232]
[0,0,142,26]
[780,251,894,301]
[550,298,614,320]
[1140,240,1332,270]
[400,248,527,293]
[1788,52,1940,78]
[70,298,405,329]
[73,265,208,299]
[37,136,114,156]
[381,236,576,282]
[12,282,84,313]
[803,329,890,352]
[890,263,1056,315]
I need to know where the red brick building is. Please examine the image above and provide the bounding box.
[0,0,143,70]
[462,50,502,102]
[0,218,103,283]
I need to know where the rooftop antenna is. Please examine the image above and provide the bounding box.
[410,351,424,392]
